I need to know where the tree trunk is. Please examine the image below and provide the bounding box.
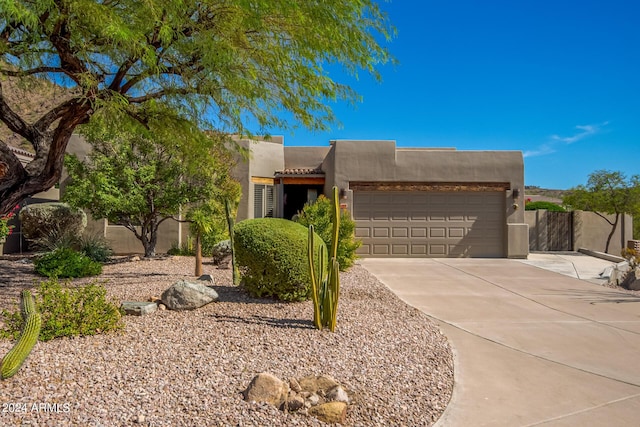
[605,213,620,254]
[0,102,91,215]
[195,231,203,277]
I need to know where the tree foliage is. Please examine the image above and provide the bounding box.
[63,111,238,257]
[524,201,566,212]
[0,0,394,215]
[295,195,361,270]
[563,170,640,253]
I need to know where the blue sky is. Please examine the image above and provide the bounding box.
[262,1,639,190]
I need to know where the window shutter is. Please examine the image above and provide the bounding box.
[254,184,264,218]
[265,185,274,217]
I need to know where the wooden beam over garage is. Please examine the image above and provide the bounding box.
[350,182,510,192]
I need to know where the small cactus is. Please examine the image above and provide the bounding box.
[308,186,341,332]
[1,291,41,380]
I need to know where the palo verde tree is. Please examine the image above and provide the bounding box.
[563,170,640,253]
[63,108,237,258]
[0,0,395,216]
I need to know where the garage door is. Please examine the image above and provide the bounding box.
[353,191,505,257]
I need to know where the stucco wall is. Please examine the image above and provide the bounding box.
[232,138,284,221]
[284,146,330,169]
[573,211,633,255]
[525,210,633,255]
[326,140,527,258]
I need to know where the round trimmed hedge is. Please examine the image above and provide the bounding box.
[234,218,327,301]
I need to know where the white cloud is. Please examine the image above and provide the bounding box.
[523,144,555,158]
[524,121,609,158]
[550,121,609,144]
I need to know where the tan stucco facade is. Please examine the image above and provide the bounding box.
[4,135,529,258]
[235,138,529,258]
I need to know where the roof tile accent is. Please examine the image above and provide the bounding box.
[276,167,324,176]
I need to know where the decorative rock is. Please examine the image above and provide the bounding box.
[243,373,289,408]
[306,393,322,406]
[197,274,215,286]
[326,385,349,403]
[284,392,305,412]
[212,240,232,267]
[158,303,167,311]
[289,378,302,393]
[621,268,640,290]
[121,301,158,316]
[307,401,347,424]
[161,279,219,310]
[298,375,339,394]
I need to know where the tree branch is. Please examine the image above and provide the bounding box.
[0,66,67,78]
[0,81,34,140]
[593,211,615,226]
[109,56,139,91]
[33,97,87,133]
[126,88,190,103]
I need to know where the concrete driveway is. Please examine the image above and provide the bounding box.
[360,256,640,427]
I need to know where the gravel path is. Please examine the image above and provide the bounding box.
[0,256,453,426]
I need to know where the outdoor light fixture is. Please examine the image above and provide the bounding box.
[512,188,520,199]
[340,188,347,199]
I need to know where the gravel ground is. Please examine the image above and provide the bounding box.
[0,256,453,426]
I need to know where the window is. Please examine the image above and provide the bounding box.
[254,184,274,218]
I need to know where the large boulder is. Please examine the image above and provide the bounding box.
[161,279,219,310]
[243,372,289,408]
[620,267,640,291]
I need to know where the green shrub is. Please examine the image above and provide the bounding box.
[0,279,124,342]
[167,236,195,256]
[34,247,103,278]
[31,226,79,252]
[18,203,87,248]
[295,195,361,270]
[234,218,327,301]
[78,234,113,263]
[524,201,567,212]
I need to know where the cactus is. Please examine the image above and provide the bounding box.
[308,186,341,332]
[21,290,36,316]
[225,198,240,286]
[1,291,41,379]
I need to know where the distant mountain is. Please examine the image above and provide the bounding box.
[525,186,568,203]
[0,69,75,153]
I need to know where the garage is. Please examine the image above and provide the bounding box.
[353,188,506,257]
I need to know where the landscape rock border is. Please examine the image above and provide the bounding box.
[243,372,350,424]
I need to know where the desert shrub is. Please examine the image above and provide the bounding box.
[78,234,113,263]
[0,279,124,341]
[294,195,361,270]
[234,218,327,301]
[621,248,640,268]
[524,201,566,212]
[167,236,195,256]
[34,247,103,278]
[19,203,87,248]
[30,226,79,252]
